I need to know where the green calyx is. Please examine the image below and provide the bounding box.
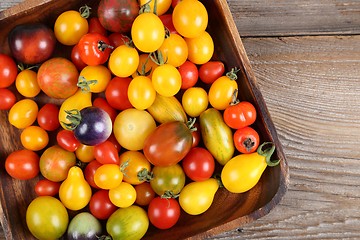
[137,168,154,182]
[79,5,91,19]
[62,109,82,131]
[226,67,240,80]
[77,76,98,93]
[257,142,280,167]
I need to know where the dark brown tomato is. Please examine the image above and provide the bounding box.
[97,0,140,33]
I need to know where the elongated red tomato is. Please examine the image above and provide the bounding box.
[143,121,193,167]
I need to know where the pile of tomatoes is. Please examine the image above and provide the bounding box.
[0,0,280,239]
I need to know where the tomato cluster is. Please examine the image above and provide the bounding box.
[0,0,280,239]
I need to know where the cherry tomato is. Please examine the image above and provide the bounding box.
[54,6,90,46]
[119,150,151,185]
[185,31,214,65]
[88,17,107,36]
[0,88,16,110]
[135,182,156,206]
[159,14,177,34]
[78,33,113,66]
[149,164,186,196]
[108,45,139,77]
[109,182,137,208]
[132,53,158,79]
[139,0,172,16]
[8,99,38,129]
[20,125,49,151]
[148,197,180,229]
[178,60,198,89]
[191,122,201,148]
[93,140,120,165]
[75,144,95,163]
[158,33,188,67]
[34,179,61,197]
[94,164,123,190]
[56,129,80,152]
[172,0,208,38]
[108,33,129,49]
[0,54,18,88]
[89,189,118,220]
[233,126,260,154]
[199,61,225,84]
[223,101,257,129]
[182,147,215,182]
[15,69,40,98]
[105,77,132,111]
[5,149,39,180]
[93,97,118,123]
[37,103,60,131]
[128,76,156,110]
[182,87,208,117]
[171,0,181,8]
[78,65,112,93]
[71,44,87,71]
[84,159,103,189]
[152,64,182,97]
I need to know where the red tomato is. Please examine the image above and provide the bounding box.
[233,126,260,154]
[93,140,120,165]
[84,159,103,189]
[134,182,156,206]
[0,54,18,88]
[71,44,87,71]
[178,60,198,89]
[223,101,257,129]
[34,179,61,196]
[37,103,60,131]
[105,77,132,110]
[0,88,16,110]
[108,33,129,49]
[159,14,177,34]
[191,122,201,147]
[171,0,181,8]
[78,33,112,66]
[56,129,80,152]
[88,17,107,36]
[182,147,215,181]
[93,97,118,123]
[5,149,39,180]
[89,189,118,220]
[199,61,225,84]
[148,197,181,229]
[107,133,121,152]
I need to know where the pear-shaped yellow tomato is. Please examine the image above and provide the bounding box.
[179,178,219,215]
[221,142,280,193]
[59,166,92,211]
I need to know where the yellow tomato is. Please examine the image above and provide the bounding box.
[139,0,172,16]
[119,151,151,185]
[182,87,208,117]
[158,33,188,67]
[128,76,156,110]
[108,45,139,77]
[21,126,49,151]
[208,74,238,110]
[75,144,95,163]
[15,69,40,97]
[152,64,182,97]
[185,31,214,65]
[109,182,137,208]
[94,164,123,190]
[8,99,38,129]
[79,65,112,93]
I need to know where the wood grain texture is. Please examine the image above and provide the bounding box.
[1,0,360,239]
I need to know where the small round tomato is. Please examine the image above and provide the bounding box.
[108,45,139,77]
[0,54,17,88]
[37,103,60,131]
[128,76,156,110]
[88,17,107,36]
[78,65,112,93]
[94,164,123,190]
[108,33,129,49]
[105,77,132,111]
[182,147,215,182]
[199,61,225,84]
[119,150,151,185]
[15,69,41,98]
[135,182,156,206]
[178,60,198,89]
[185,31,214,65]
[8,99,38,129]
[78,33,113,66]
[172,0,208,38]
[71,44,87,71]
[152,64,182,97]
[54,6,89,45]
[34,179,61,196]
[158,33,188,67]
[182,87,208,117]
[139,0,172,16]
[5,149,39,180]
[84,159,103,189]
[89,189,118,220]
[93,97,118,123]
[131,13,165,53]
[150,164,186,196]
[21,125,49,151]
[233,126,260,154]
[94,140,120,165]
[56,129,80,152]
[223,101,257,129]
[148,197,180,229]
[208,72,238,110]
[75,144,95,163]
[159,14,177,34]
[0,88,16,110]
[109,182,137,208]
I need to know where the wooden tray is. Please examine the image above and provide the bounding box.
[0,0,290,239]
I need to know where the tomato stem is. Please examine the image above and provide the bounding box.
[136,54,153,76]
[243,137,256,152]
[161,190,179,199]
[150,50,168,65]
[98,40,114,51]
[139,0,152,14]
[226,67,240,80]
[229,89,240,105]
[137,168,154,182]
[77,76,98,92]
[62,109,82,131]
[187,118,197,132]
[257,142,280,167]
[79,5,91,19]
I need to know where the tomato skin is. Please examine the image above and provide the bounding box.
[79,65,112,93]
[93,97,118,123]
[94,164,123,190]
[8,99,38,129]
[84,159,102,189]
[152,64,182,97]
[78,33,112,66]
[108,33,129,49]
[159,14,177,34]
[109,181,137,208]
[105,77,132,111]
[0,88,16,110]
[34,179,61,196]
[233,126,260,154]
[148,197,180,229]
[191,122,201,148]
[88,17,107,36]
[71,44,87,71]
[182,147,215,182]
[199,61,225,84]
[128,76,156,110]
[94,140,120,165]
[182,87,209,117]
[208,75,238,110]
[108,45,139,78]
[178,60,198,89]
[119,150,151,185]
[143,121,193,167]
[37,103,60,131]
[223,101,257,129]
[0,54,17,88]
[158,33,188,68]
[135,182,156,206]
[5,149,39,180]
[20,125,49,151]
[57,129,80,152]
[76,144,95,163]
[150,164,186,196]
[139,0,172,16]
[89,189,118,220]
[185,31,214,65]
[15,69,41,98]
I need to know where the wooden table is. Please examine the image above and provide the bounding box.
[1,0,360,239]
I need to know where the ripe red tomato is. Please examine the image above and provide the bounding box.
[93,140,120,165]
[233,126,260,154]
[159,14,177,34]
[0,54,18,88]
[182,147,215,181]
[78,33,112,66]
[199,61,225,84]
[56,129,80,152]
[223,101,257,129]
[5,149,39,180]
[178,60,198,89]
[191,122,201,147]
[108,33,129,49]
[89,189,118,220]
[93,97,118,123]
[0,88,16,110]
[70,44,87,71]
[134,182,156,206]
[148,197,181,229]
[84,159,103,189]
[105,77,132,110]
[34,179,61,197]
[37,103,60,131]
[88,17,107,36]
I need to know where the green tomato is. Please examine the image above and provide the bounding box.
[67,212,102,240]
[106,205,149,240]
[150,164,186,196]
[26,196,69,240]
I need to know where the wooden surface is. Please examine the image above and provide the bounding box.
[1,0,360,239]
